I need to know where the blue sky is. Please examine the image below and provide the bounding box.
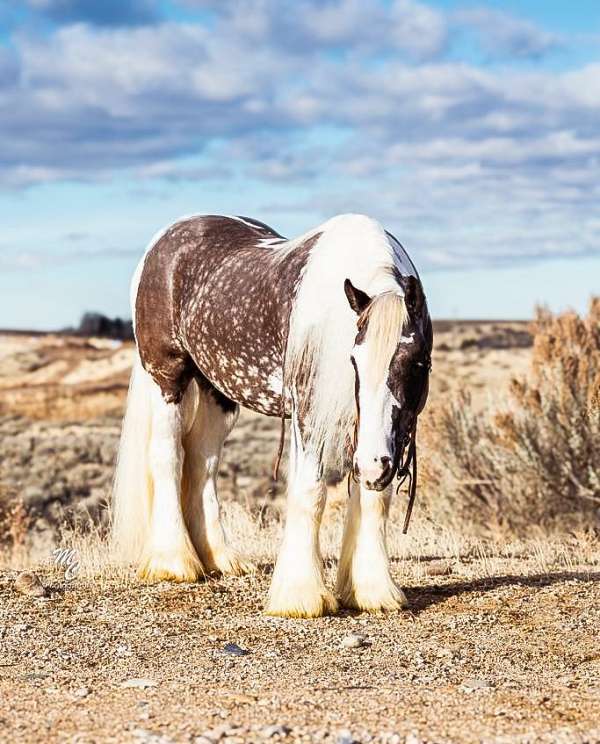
[0,0,599,329]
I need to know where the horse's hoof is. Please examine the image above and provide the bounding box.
[138,550,203,583]
[337,582,409,612]
[265,587,339,619]
[214,550,256,577]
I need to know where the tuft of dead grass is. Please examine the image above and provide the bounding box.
[422,298,600,535]
[2,498,598,592]
[0,497,31,566]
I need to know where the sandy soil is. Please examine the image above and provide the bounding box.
[1,323,599,743]
[1,559,598,743]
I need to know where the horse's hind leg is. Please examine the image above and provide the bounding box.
[182,386,255,576]
[336,481,408,611]
[265,410,338,618]
[141,379,203,582]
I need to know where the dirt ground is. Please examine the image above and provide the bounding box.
[1,559,599,743]
[1,323,599,743]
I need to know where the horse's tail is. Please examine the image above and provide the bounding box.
[111,353,155,564]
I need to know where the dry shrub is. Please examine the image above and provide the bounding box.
[423,298,600,534]
[0,497,32,566]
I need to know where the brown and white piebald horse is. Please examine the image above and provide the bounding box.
[112,213,432,618]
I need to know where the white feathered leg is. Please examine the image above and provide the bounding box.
[336,480,408,611]
[140,383,203,582]
[182,389,255,576]
[265,411,338,618]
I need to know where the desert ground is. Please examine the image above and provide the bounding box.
[0,323,598,743]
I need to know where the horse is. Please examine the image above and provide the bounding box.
[112,213,432,618]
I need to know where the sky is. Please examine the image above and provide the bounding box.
[0,0,599,329]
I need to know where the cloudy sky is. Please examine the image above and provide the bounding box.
[1,0,599,329]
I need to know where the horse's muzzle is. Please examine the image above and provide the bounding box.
[362,431,412,491]
[363,458,397,491]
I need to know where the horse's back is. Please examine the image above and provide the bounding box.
[133,214,290,410]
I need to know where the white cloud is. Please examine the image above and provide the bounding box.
[454,7,561,59]
[1,2,599,269]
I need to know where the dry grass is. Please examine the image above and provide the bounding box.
[422,299,600,535]
[2,498,598,597]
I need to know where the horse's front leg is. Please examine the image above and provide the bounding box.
[265,414,338,618]
[336,481,408,611]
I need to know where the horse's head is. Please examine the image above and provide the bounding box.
[344,275,432,491]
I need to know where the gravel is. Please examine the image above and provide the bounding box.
[1,561,599,743]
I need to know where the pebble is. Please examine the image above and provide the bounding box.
[73,686,90,698]
[121,678,158,689]
[336,730,360,744]
[223,642,249,656]
[132,729,174,744]
[424,561,453,576]
[261,724,291,738]
[461,677,492,692]
[341,633,368,649]
[14,571,47,598]
[196,725,229,742]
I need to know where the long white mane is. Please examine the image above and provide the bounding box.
[281,213,417,470]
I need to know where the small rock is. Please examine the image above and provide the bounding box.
[132,729,174,744]
[223,642,249,656]
[14,572,47,598]
[73,687,90,698]
[424,561,453,576]
[261,724,291,738]
[196,725,229,742]
[341,634,368,649]
[336,730,359,744]
[121,678,158,689]
[461,677,492,693]
[24,672,49,683]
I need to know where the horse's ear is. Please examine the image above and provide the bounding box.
[344,279,371,315]
[403,275,425,315]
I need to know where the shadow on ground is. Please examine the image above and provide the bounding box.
[405,569,600,613]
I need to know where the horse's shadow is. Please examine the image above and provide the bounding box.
[252,563,598,617]
[404,569,600,614]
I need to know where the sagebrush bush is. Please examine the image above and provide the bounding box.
[423,298,600,534]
